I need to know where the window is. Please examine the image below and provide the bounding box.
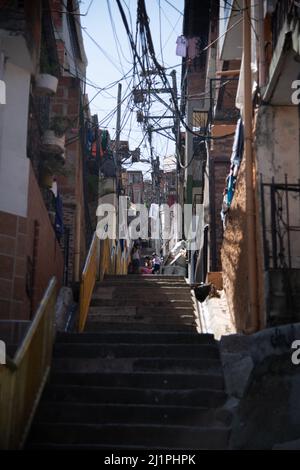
[67,0,82,60]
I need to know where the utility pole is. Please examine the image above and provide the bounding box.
[115,82,122,177]
[170,69,181,207]
[139,72,178,252]
[114,83,122,249]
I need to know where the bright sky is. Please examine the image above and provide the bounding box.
[80,0,184,178]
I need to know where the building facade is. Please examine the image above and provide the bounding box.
[181,0,300,332]
[0,0,89,321]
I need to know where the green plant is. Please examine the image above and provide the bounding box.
[49,116,71,137]
[41,155,69,177]
[40,42,59,77]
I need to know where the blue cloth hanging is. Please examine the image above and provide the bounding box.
[54,192,64,240]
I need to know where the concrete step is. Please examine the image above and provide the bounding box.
[85,314,197,325]
[27,422,230,449]
[90,299,193,307]
[56,331,215,345]
[33,402,225,427]
[99,282,188,287]
[84,321,199,332]
[91,293,193,301]
[95,283,190,289]
[42,384,227,407]
[52,357,221,374]
[50,371,224,390]
[88,306,195,316]
[104,275,185,280]
[53,343,220,360]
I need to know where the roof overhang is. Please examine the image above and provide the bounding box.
[219,0,243,61]
[263,22,300,105]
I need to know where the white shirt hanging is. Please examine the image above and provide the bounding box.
[176,36,187,57]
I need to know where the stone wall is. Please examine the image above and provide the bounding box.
[221,158,249,332]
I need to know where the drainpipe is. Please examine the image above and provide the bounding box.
[244,0,259,332]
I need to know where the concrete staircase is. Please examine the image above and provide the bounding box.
[26,275,231,450]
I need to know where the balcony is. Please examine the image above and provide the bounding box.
[264,0,300,104]
[0,1,26,34]
[0,0,42,72]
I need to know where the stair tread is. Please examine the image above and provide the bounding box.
[34,402,226,426]
[27,422,230,449]
[56,331,214,341]
[49,371,224,389]
[30,422,230,431]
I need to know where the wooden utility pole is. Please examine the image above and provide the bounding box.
[170,69,181,207]
[115,83,122,169]
[115,83,122,253]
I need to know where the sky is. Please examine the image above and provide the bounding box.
[80,0,184,178]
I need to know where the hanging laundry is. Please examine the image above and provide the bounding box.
[176,35,187,57]
[231,117,244,166]
[87,127,95,144]
[226,174,236,206]
[149,203,159,219]
[101,130,109,151]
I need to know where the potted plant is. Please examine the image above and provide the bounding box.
[40,154,68,187]
[42,116,70,154]
[35,45,59,95]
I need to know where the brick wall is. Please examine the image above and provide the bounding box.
[0,165,63,320]
[52,76,87,284]
[27,165,64,316]
[0,211,27,319]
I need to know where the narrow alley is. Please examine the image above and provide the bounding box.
[1,0,300,455]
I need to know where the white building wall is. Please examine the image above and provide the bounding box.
[256,105,300,267]
[0,61,30,217]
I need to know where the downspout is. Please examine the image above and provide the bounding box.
[243,0,259,333]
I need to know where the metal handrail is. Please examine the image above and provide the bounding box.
[78,235,132,332]
[79,232,99,332]
[0,277,57,449]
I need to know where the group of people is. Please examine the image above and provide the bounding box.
[130,241,162,275]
